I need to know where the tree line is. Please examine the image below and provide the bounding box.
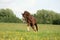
[33,9,60,24]
[0,8,22,23]
[0,8,60,24]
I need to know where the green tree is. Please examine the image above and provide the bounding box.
[0,8,22,23]
[33,9,60,24]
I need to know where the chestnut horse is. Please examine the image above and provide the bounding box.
[22,11,38,32]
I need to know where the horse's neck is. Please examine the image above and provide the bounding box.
[26,15,32,22]
[27,15,31,19]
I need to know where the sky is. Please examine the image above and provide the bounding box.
[0,0,60,18]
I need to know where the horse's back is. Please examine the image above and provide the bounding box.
[29,15,36,24]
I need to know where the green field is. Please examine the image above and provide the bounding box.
[0,23,60,40]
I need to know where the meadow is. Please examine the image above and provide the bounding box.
[0,23,60,40]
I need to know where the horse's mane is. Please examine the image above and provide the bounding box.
[24,11,30,16]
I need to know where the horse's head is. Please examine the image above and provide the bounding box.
[22,11,31,19]
[22,13,26,19]
[22,11,31,23]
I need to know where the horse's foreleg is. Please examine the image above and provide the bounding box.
[27,23,30,31]
[27,26,30,31]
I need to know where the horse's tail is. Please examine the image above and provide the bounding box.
[35,23,38,31]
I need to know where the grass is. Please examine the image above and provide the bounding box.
[0,23,60,40]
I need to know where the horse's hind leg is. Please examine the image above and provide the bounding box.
[32,26,36,32]
[30,23,36,32]
[35,23,38,31]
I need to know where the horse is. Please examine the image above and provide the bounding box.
[22,11,38,32]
